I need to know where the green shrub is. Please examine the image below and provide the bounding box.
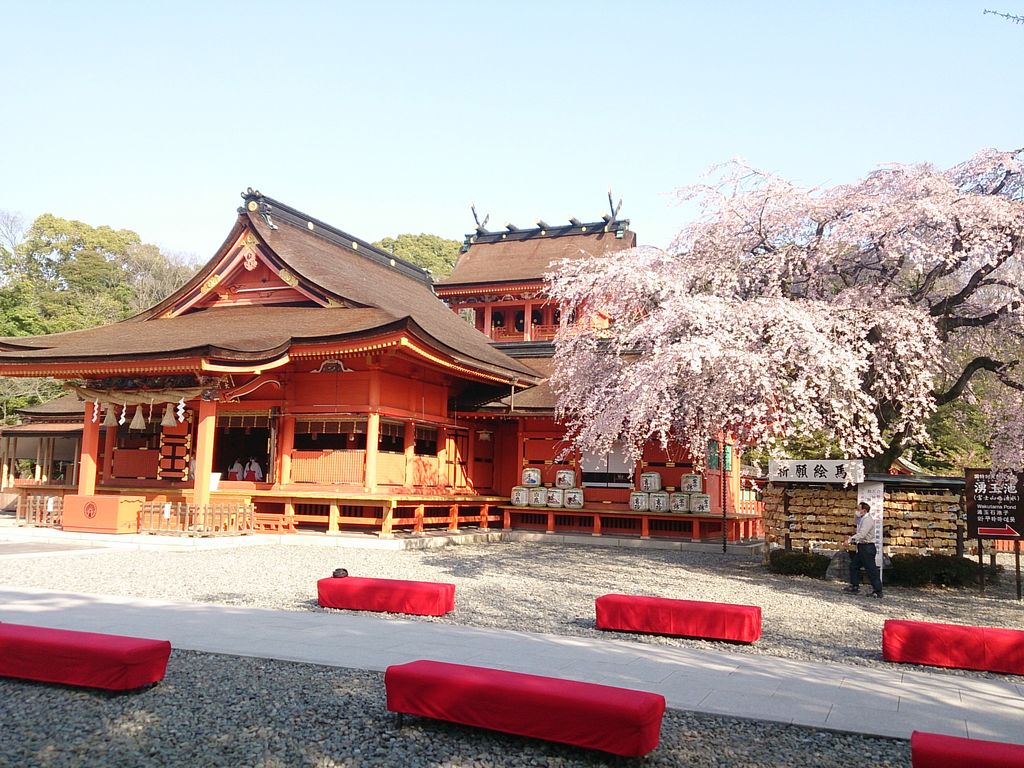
[768,549,830,578]
[887,554,998,587]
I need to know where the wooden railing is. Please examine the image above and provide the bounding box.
[737,498,765,516]
[490,328,525,342]
[16,495,63,527]
[140,501,255,537]
[531,323,558,340]
[291,449,364,484]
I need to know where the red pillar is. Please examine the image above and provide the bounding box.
[279,415,296,485]
[403,421,416,488]
[101,424,117,482]
[77,403,100,495]
[192,400,217,506]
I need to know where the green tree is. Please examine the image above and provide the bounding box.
[0,210,199,420]
[373,233,461,279]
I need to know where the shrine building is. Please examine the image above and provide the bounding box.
[0,191,758,543]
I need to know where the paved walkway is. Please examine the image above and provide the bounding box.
[1,587,1022,744]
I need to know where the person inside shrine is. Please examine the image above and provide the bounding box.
[244,457,264,482]
[228,458,244,481]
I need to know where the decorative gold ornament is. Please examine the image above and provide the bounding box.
[200,274,222,294]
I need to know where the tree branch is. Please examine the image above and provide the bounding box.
[929,240,1017,317]
[932,356,1015,406]
[942,301,1022,332]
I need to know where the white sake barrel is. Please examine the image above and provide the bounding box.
[649,491,670,513]
[629,492,649,511]
[669,492,690,513]
[639,472,662,492]
[528,487,548,507]
[546,488,564,507]
[510,486,530,507]
[681,473,703,492]
[690,493,712,513]
[522,468,542,487]
[554,469,577,489]
[563,488,584,509]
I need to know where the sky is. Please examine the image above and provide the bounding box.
[2,1,1022,260]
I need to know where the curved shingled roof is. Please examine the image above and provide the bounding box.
[441,224,636,287]
[0,193,541,386]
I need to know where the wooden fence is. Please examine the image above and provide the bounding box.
[139,501,255,537]
[16,495,63,528]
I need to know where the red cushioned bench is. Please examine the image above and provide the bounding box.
[883,619,1024,675]
[0,623,172,691]
[317,577,455,616]
[595,594,762,643]
[911,730,1024,768]
[385,660,665,757]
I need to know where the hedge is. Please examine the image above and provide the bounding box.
[768,549,830,578]
[886,554,1001,587]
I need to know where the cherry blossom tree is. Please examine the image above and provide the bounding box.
[547,149,1024,474]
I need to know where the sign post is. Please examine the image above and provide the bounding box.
[965,468,1023,600]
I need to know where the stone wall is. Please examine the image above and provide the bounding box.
[763,485,964,556]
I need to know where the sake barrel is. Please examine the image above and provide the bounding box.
[681,473,703,492]
[528,487,548,507]
[649,491,670,513]
[522,468,542,487]
[639,472,662,492]
[554,469,577,489]
[669,492,690,513]
[629,492,649,511]
[510,486,530,507]
[546,488,564,507]
[563,488,584,509]
[690,493,712,513]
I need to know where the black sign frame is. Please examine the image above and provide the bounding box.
[965,468,1023,539]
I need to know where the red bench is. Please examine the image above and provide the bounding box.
[883,619,1024,675]
[596,594,762,643]
[385,660,665,757]
[911,730,1024,768]
[0,623,171,690]
[317,577,455,616]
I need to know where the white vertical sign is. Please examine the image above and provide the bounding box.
[857,481,885,577]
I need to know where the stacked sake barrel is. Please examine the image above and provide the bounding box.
[511,469,585,509]
[629,473,712,514]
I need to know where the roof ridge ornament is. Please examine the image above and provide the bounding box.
[471,202,490,234]
[241,187,277,230]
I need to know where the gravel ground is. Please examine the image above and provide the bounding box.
[0,538,1020,766]
[0,540,1018,671]
[0,650,909,768]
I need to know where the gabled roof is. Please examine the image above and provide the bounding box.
[0,306,397,362]
[439,219,636,288]
[15,393,84,419]
[0,191,540,386]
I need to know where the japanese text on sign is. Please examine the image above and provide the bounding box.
[768,459,865,485]
[965,468,1023,539]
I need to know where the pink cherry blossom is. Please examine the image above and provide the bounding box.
[547,149,1024,474]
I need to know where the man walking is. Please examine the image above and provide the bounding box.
[844,501,883,598]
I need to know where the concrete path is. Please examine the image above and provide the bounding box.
[1,587,1022,744]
